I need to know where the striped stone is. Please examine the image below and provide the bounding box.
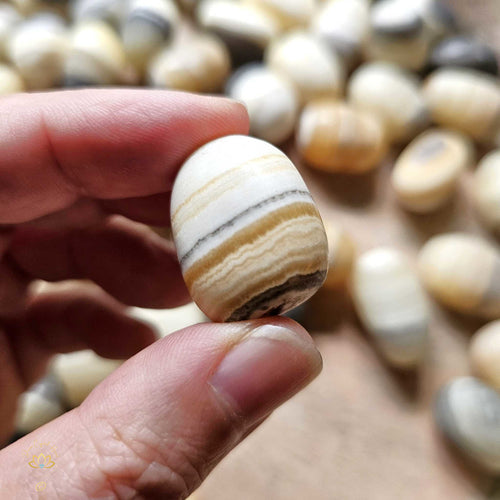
[171,135,328,322]
[122,0,179,69]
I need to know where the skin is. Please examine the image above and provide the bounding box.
[0,89,322,499]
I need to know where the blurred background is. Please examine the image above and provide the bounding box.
[2,0,500,499]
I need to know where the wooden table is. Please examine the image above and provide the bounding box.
[196,2,500,498]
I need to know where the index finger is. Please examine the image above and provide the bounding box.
[0,89,249,224]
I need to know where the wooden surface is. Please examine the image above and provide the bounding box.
[195,2,500,499]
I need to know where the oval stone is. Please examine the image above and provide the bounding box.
[297,99,388,173]
[197,0,279,66]
[348,62,429,143]
[122,0,179,70]
[392,129,473,213]
[473,150,500,233]
[371,0,424,39]
[64,20,129,86]
[418,233,500,319]
[423,68,500,145]
[147,28,230,93]
[170,135,329,322]
[435,377,500,472]
[266,31,345,105]
[311,0,369,69]
[365,0,430,71]
[351,247,429,368]
[470,321,500,392]
[428,36,499,76]
[226,63,298,145]
[8,13,68,89]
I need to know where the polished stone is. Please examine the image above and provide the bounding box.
[351,247,429,368]
[428,36,498,75]
[435,376,500,472]
[171,135,329,322]
[392,129,472,213]
[418,233,500,319]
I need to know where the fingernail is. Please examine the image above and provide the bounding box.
[209,324,322,422]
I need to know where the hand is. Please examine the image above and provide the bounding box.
[0,90,322,498]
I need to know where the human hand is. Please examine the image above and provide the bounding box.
[0,90,322,498]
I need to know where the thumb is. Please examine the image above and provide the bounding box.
[1,317,321,499]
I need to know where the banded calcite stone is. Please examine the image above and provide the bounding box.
[122,0,180,71]
[71,0,125,29]
[197,0,279,66]
[423,68,500,145]
[297,99,388,173]
[427,36,499,76]
[435,377,500,472]
[365,0,431,71]
[473,150,500,233]
[348,62,429,143]
[147,26,230,93]
[365,0,456,71]
[8,13,68,89]
[391,129,473,213]
[311,0,369,69]
[470,321,500,392]
[265,31,345,105]
[351,247,429,368]
[226,63,298,145]
[64,21,130,87]
[171,135,328,322]
[323,220,356,289]
[418,233,500,319]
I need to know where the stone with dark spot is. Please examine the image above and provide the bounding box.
[435,377,500,472]
[371,0,424,39]
[427,36,499,75]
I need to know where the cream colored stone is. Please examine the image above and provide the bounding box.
[122,0,180,71]
[473,150,500,233]
[435,377,500,473]
[311,0,369,69]
[65,21,131,86]
[351,247,429,368]
[266,31,345,105]
[227,64,298,145]
[51,350,123,408]
[171,135,328,322]
[323,221,356,289]
[392,129,473,213]
[470,321,500,392]
[148,28,230,93]
[8,14,68,89]
[348,62,429,143]
[423,68,500,145]
[297,99,387,173]
[418,233,500,319]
